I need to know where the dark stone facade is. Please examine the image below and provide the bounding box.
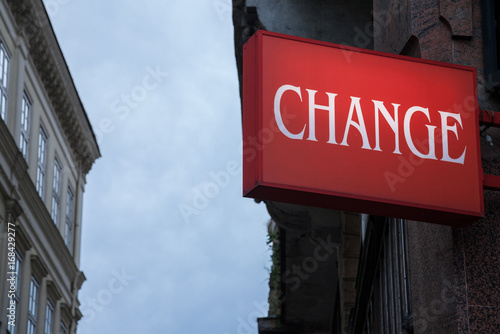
[234,0,500,332]
[377,0,500,332]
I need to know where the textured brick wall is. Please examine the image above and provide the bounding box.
[372,0,500,332]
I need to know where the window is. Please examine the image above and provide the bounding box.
[366,219,410,333]
[19,93,31,161]
[45,301,54,334]
[0,42,9,121]
[27,276,39,334]
[349,218,411,334]
[13,251,22,299]
[7,251,22,334]
[59,321,67,334]
[36,127,48,198]
[51,159,62,225]
[65,187,75,252]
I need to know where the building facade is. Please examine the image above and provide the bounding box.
[0,0,100,333]
[233,0,500,333]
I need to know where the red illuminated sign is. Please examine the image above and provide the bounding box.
[242,30,484,225]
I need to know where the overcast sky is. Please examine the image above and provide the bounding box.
[44,0,272,333]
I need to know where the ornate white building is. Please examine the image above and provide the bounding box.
[0,0,100,333]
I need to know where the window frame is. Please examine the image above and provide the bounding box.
[350,218,411,334]
[51,158,62,225]
[27,276,40,334]
[19,92,32,161]
[59,321,68,334]
[0,41,9,121]
[65,186,75,253]
[44,300,54,334]
[36,126,48,199]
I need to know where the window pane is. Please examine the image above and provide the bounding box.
[52,200,59,225]
[27,321,36,334]
[28,276,39,334]
[52,159,62,224]
[65,187,75,252]
[0,46,8,88]
[45,301,54,334]
[3,56,8,87]
[29,277,38,316]
[36,127,48,198]
[37,166,45,198]
[1,95,6,120]
[14,252,22,296]
[0,49,4,82]
[0,42,8,121]
[0,94,5,121]
[19,94,31,161]
[60,321,67,334]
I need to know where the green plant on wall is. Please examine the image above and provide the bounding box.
[267,228,281,316]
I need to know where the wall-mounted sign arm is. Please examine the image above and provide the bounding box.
[484,174,500,191]
[480,109,500,128]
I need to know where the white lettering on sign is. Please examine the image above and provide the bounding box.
[273,84,467,164]
[274,85,305,139]
[439,111,467,164]
[306,89,338,143]
[373,100,401,154]
[340,96,372,150]
[404,106,437,160]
